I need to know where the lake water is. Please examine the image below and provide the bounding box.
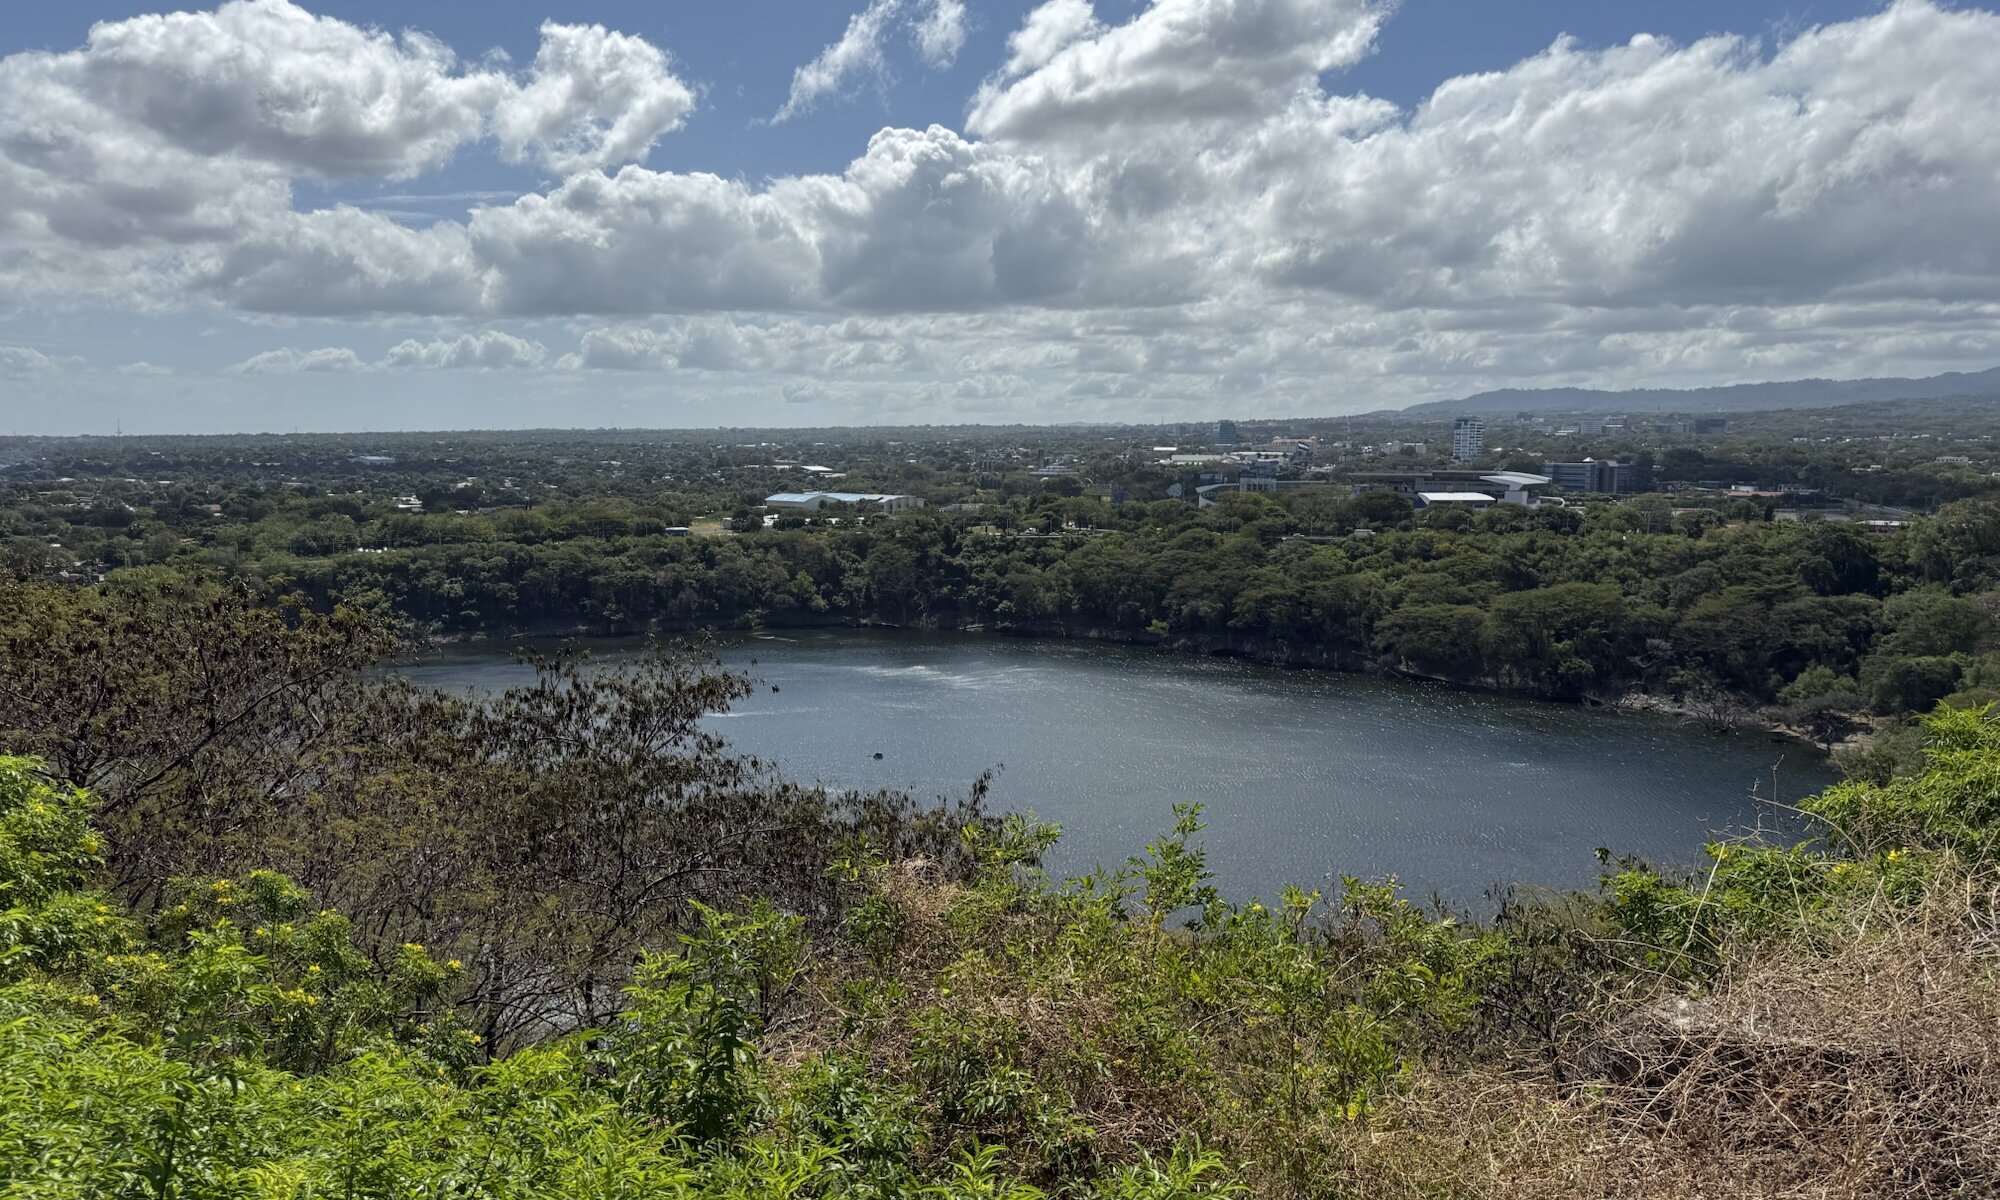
[396,630,1836,906]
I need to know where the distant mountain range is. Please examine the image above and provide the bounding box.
[1400,366,2000,415]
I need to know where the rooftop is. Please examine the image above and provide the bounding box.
[766,491,914,504]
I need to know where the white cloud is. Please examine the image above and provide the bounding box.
[491,22,697,172]
[0,0,695,308]
[997,0,1101,78]
[774,0,904,122]
[47,0,502,180]
[0,346,61,375]
[568,317,915,375]
[773,0,970,121]
[231,346,368,374]
[568,326,678,370]
[1242,2,2000,312]
[197,205,482,316]
[912,0,969,69]
[228,332,546,374]
[383,331,547,369]
[9,0,2000,419]
[966,0,1385,144]
[470,168,819,314]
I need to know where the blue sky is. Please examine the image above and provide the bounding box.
[3,0,1999,433]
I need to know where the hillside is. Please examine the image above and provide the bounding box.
[1402,366,2000,415]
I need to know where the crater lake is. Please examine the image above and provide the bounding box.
[396,629,1836,905]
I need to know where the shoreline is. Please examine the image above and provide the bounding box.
[422,613,1833,757]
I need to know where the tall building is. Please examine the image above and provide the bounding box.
[1542,459,1636,494]
[1215,419,1240,449]
[1451,417,1484,462]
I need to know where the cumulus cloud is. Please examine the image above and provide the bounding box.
[43,0,502,181]
[997,0,1101,78]
[197,206,482,316]
[231,346,368,374]
[383,331,547,369]
[966,0,1385,143]
[1243,2,2000,312]
[9,0,2000,415]
[0,0,695,305]
[469,168,818,314]
[490,22,696,172]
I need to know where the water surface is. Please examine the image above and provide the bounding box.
[398,630,1834,905]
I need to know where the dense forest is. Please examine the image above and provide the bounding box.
[8,410,2000,762]
[31,485,1992,754]
[5,577,2000,1196]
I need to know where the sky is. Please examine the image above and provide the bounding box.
[2,0,1998,434]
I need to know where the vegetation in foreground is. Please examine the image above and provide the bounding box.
[5,581,2000,1195]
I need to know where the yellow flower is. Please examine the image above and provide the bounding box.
[446,960,462,971]
[306,964,321,975]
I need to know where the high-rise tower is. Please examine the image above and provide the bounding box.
[1451,417,1484,462]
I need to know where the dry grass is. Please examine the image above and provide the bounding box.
[769,854,2000,1197]
[1342,881,2000,1199]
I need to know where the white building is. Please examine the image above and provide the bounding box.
[1481,471,1553,505]
[1452,417,1485,462]
[765,491,926,513]
[1415,491,1496,510]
